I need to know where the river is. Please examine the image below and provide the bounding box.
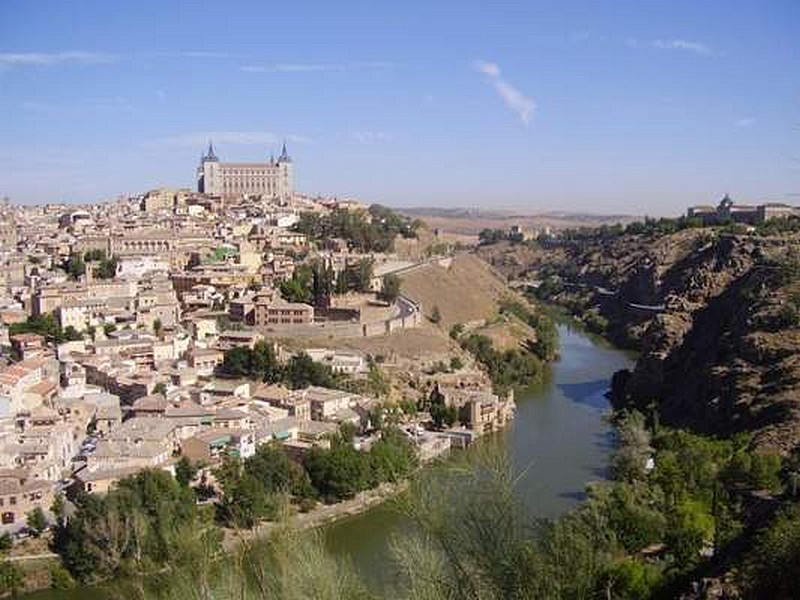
[26,323,633,598]
[322,323,634,590]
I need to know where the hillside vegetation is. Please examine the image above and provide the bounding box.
[480,225,800,454]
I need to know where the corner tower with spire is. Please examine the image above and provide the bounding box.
[196,140,294,200]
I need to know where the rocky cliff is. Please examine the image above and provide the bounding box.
[479,230,800,453]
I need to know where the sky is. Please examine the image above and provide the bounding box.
[1,0,799,215]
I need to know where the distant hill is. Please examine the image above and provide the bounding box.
[397,207,637,241]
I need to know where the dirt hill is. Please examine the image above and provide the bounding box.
[399,254,512,328]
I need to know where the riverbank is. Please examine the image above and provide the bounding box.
[323,324,634,590]
[221,480,408,550]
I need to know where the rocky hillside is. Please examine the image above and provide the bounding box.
[479,229,800,453]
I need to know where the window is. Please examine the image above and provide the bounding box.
[9,496,16,505]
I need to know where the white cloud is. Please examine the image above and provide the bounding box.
[350,131,394,143]
[627,38,714,56]
[0,51,116,66]
[178,51,238,59]
[473,60,536,126]
[240,61,392,73]
[150,131,310,148]
[474,60,500,77]
[735,117,756,128]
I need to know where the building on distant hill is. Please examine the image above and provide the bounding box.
[688,194,800,225]
[196,142,293,200]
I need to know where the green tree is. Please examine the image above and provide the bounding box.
[221,346,253,378]
[94,255,118,279]
[742,503,800,599]
[63,325,83,341]
[304,444,371,502]
[428,385,456,429]
[0,561,23,596]
[665,499,714,570]
[175,456,198,487]
[284,353,335,389]
[369,427,418,484]
[64,253,85,279]
[250,340,280,382]
[312,262,335,306]
[280,265,314,303]
[611,410,653,482]
[381,273,401,303]
[26,506,48,536]
[49,564,76,590]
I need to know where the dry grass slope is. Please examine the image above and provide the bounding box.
[400,254,511,328]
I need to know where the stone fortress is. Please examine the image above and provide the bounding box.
[196,141,293,200]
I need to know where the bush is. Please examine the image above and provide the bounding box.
[49,564,76,590]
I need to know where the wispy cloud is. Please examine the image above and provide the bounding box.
[350,131,394,144]
[626,38,715,57]
[240,61,392,74]
[178,51,239,59]
[0,51,117,66]
[735,117,756,128]
[150,131,311,148]
[473,60,536,126]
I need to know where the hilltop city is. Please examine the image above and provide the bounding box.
[0,144,520,533]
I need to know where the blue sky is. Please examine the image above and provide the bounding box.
[1,0,799,215]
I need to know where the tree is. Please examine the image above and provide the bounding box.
[0,561,23,596]
[430,304,442,324]
[284,353,335,389]
[94,255,118,280]
[428,386,457,429]
[63,326,83,341]
[53,468,209,582]
[27,506,48,536]
[0,533,11,554]
[153,382,167,395]
[381,273,401,303]
[221,347,252,378]
[280,265,314,303]
[369,427,418,484]
[175,456,198,487]
[312,262,335,306]
[153,318,162,336]
[51,494,65,524]
[244,443,310,498]
[250,340,280,383]
[64,253,86,280]
[611,411,653,482]
[304,444,371,502]
[742,503,800,599]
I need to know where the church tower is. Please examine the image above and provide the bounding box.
[197,141,220,194]
[276,141,294,201]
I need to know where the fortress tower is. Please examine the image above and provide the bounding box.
[196,141,293,200]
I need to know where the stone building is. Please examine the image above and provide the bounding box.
[196,142,293,200]
[687,194,800,225]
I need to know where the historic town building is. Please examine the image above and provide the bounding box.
[196,142,293,200]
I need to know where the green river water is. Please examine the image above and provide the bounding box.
[26,323,633,598]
